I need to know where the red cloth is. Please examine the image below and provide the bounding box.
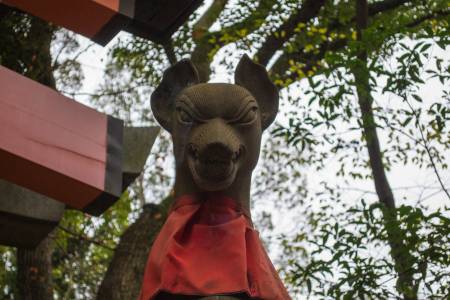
[138,193,291,300]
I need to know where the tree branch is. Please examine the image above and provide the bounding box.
[269,7,449,85]
[404,98,450,201]
[191,0,276,81]
[255,0,326,66]
[355,0,395,209]
[192,0,228,42]
[269,38,347,85]
[368,0,411,15]
[58,225,115,251]
[405,9,450,29]
[353,1,418,298]
[265,0,417,80]
[162,39,177,65]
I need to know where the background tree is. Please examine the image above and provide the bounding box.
[0,0,448,299]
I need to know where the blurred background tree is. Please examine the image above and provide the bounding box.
[0,0,448,299]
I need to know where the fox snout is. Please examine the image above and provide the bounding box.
[189,118,243,160]
[184,118,245,191]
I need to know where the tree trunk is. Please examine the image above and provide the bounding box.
[96,197,173,300]
[353,1,417,299]
[16,234,55,300]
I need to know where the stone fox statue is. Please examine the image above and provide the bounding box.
[139,55,291,300]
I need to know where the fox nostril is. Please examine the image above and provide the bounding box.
[188,144,199,158]
[232,153,237,161]
[232,146,244,162]
[199,142,234,162]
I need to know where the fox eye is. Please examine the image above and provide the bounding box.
[238,106,258,124]
[177,107,193,124]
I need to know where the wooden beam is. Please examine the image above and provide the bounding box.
[0,65,160,247]
[0,0,203,45]
[83,126,160,215]
[0,126,159,247]
[0,0,130,45]
[0,65,123,214]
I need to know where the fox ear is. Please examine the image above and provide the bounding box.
[151,60,199,132]
[235,54,279,130]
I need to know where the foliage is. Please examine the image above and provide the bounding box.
[273,3,450,297]
[0,246,17,298]
[51,192,133,299]
[284,201,450,299]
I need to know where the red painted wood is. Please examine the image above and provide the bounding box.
[1,0,121,42]
[0,0,204,45]
[0,66,118,209]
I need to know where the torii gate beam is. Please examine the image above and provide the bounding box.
[0,0,203,45]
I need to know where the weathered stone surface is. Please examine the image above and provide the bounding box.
[122,126,159,188]
[140,55,290,299]
[0,180,64,248]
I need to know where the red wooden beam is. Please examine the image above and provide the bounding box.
[0,0,202,45]
[0,0,131,45]
[0,126,159,248]
[0,65,123,215]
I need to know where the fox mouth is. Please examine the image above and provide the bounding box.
[187,143,242,191]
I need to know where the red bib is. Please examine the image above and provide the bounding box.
[138,193,291,299]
